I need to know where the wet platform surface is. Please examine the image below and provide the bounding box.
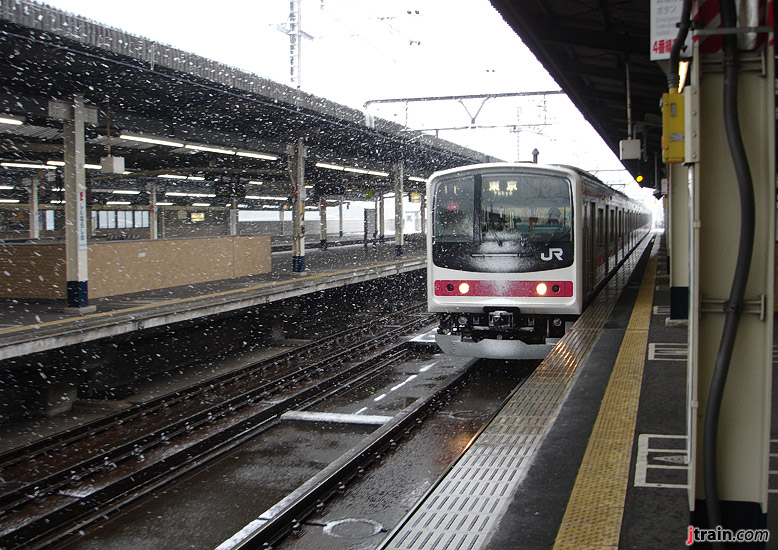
[0,238,424,360]
[379,233,777,550]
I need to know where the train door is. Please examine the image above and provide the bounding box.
[583,201,592,296]
[609,207,615,271]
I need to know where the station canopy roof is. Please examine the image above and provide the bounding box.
[0,0,494,207]
[490,0,667,188]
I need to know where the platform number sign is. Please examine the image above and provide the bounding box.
[650,0,691,61]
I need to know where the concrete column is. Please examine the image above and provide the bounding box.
[686,38,774,535]
[289,138,306,272]
[29,173,40,239]
[63,95,95,312]
[394,162,404,256]
[149,182,158,240]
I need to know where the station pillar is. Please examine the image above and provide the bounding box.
[28,172,41,239]
[338,195,344,238]
[668,162,689,319]
[394,162,404,256]
[288,138,306,272]
[378,191,385,243]
[420,191,426,237]
[319,198,327,249]
[149,182,158,240]
[685,25,774,537]
[58,95,97,313]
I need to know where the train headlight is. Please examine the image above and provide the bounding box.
[458,282,471,294]
[536,283,548,296]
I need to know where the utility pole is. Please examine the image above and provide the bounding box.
[279,0,313,89]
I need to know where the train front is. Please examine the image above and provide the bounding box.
[427,164,581,360]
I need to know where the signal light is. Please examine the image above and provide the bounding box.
[636,174,644,183]
[458,282,471,294]
[536,283,548,296]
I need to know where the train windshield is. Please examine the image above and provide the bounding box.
[433,172,572,243]
[432,171,574,272]
[479,173,572,243]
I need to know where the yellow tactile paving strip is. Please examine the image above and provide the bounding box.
[553,242,657,550]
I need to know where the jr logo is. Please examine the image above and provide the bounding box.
[541,248,564,261]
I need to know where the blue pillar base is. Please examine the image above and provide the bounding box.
[292,255,305,272]
[320,239,327,250]
[66,280,89,308]
[395,244,404,256]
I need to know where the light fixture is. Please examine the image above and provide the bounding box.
[237,151,278,160]
[157,174,188,180]
[156,202,174,206]
[247,180,263,185]
[186,176,205,181]
[46,160,65,167]
[408,176,426,182]
[0,185,12,190]
[192,202,210,207]
[0,115,24,126]
[51,200,65,204]
[106,201,131,205]
[367,170,390,177]
[344,167,370,175]
[84,164,102,170]
[458,282,471,294]
[1,162,56,170]
[184,144,236,155]
[536,283,548,296]
[246,195,287,201]
[112,190,141,195]
[316,162,345,171]
[166,192,216,198]
[120,134,185,147]
[0,199,20,203]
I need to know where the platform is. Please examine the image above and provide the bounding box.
[0,238,424,361]
[379,233,777,549]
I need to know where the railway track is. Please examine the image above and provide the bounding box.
[0,304,435,549]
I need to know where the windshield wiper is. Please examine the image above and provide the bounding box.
[489,229,503,246]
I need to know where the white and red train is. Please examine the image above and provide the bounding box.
[426,163,651,359]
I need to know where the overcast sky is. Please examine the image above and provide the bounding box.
[41,0,651,201]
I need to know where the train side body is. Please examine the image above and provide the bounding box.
[426,163,650,359]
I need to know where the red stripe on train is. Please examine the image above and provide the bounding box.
[434,280,574,297]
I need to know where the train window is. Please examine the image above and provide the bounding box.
[432,176,475,242]
[478,173,572,244]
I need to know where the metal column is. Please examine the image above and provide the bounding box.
[668,162,689,319]
[61,95,96,312]
[394,162,404,256]
[338,195,344,238]
[149,182,158,240]
[229,197,238,237]
[687,37,774,533]
[378,191,385,243]
[319,197,327,249]
[289,138,306,272]
[28,173,40,239]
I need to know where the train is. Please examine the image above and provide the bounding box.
[426,162,651,359]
